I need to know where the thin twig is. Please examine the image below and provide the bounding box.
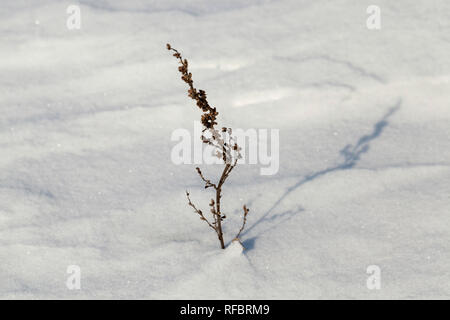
[235,205,250,239]
[186,191,216,231]
[195,167,217,189]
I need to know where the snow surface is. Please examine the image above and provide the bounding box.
[1,0,450,299]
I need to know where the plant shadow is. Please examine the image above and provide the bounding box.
[242,99,402,248]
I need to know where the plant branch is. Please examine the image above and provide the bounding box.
[186,191,216,231]
[195,167,217,189]
[235,205,250,240]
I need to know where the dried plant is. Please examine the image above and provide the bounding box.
[167,43,250,249]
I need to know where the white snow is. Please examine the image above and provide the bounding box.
[0,0,449,299]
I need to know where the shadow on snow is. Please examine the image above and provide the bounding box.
[242,99,402,249]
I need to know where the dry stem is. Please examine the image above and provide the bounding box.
[168,43,249,249]
[236,205,250,240]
